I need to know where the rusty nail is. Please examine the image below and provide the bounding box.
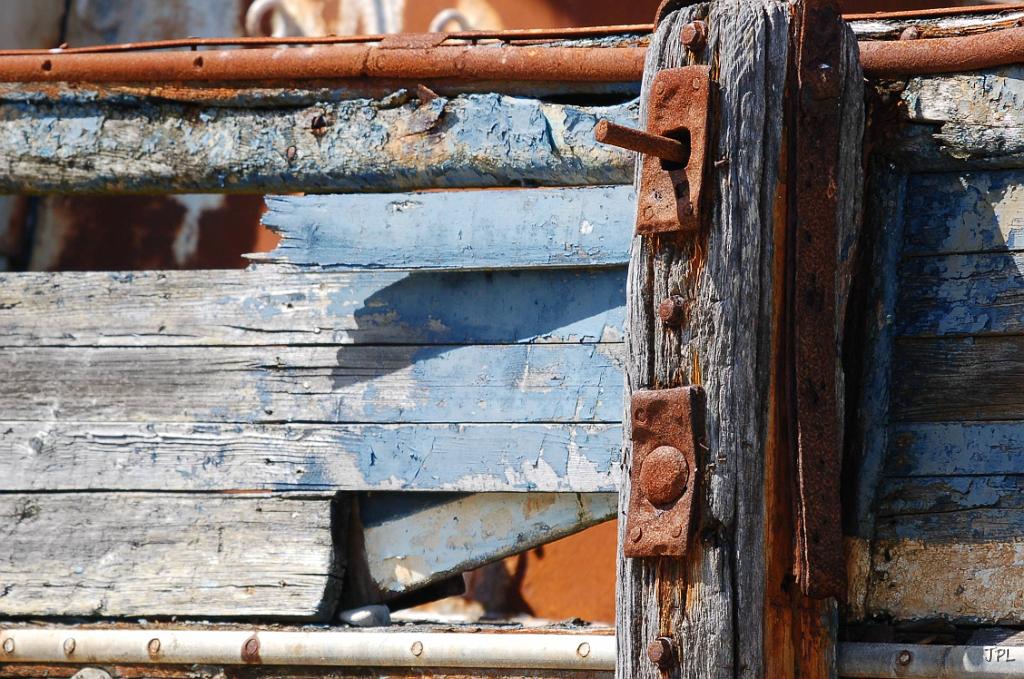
[3,638,14,654]
[896,649,913,666]
[899,26,921,41]
[630,526,643,543]
[63,638,76,655]
[595,119,689,164]
[576,642,591,658]
[680,21,708,51]
[147,638,161,656]
[639,445,690,506]
[647,637,674,670]
[242,636,260,663]
[410,640,424,657]
[659,295,686,327]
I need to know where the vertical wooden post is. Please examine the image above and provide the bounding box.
[615,1,863,677]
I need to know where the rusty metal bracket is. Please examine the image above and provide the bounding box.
[596,66,712,235]
[790,0,846,601]
[624,386,705,558]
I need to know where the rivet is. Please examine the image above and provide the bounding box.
[638,445,690,506]
[63,637,76,655]
[147,638,161,656]
[242,636,261,663]
[576,642,591,658]
[630,526,643,543]
[41,60,52,72]
[193,56,204,68]
[635,407,648,424]
[3,638,14,654]
[671,524,684,538]
[680,21,708,52]
[897,649,913,666]
[899,26,920,41]
[658,295,686,327]
[411,640,424,657]
[647,636,674,669]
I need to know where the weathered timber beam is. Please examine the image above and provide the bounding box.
[256,186,634,270]
[351,492,616,602]
[0,268,625,346]
[0,493,342,619]
[0,91,636,194]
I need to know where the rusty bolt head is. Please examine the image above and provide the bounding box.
[639,445,690,507]
[242,636,261,663]
[896,649,913,666]
[647,637,674,669]
[658,295,686,327]
[680,21,708,51]
[147,638,161,656]
[3,638,14,655]
[899,26,920,41]
[63,638,76,655]
[630,525,643,543]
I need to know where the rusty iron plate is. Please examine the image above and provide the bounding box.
[636,66,712,235]
[624,386,705,558]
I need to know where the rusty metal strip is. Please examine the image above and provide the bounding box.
[860,26,1024,76]
[0,45,645,84]
[623,387,705,558]
[790,0,846,601]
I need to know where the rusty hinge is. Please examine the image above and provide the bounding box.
[595,65,712,234]
[624,386,705,558]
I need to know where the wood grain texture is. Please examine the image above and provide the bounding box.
[887,421,1024,477]
[0,90,636,194]
[0,421,620,493]
[616,3,861,677]
[892,336,1024,422]
[255,187,634,270]
[0,493,342,618]
[0,268,625,347]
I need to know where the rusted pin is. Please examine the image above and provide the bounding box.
[658,295,686,327]
[595,119,689,165]
[680,20,708,51]
[647,636,675,670]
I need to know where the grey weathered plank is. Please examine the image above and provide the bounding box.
[0,421,620,493]
[897,252,1024,336]
[0,91,637,194]
[887,421,1024,477]
[357,492,616,601]
[255,186,635,270]
[0,493,341,618]
[0,268,625,347]
[902,171,1024,256]
[1,343,623,424]
[892,336,1024,422]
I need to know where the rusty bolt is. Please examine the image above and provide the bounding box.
[899,26,920,41]
[3,638,14,655]
[147,638,161,656]
[647,637,674,669]
[241,636,261,663]
[63,638,76,655]
[639,445,690,506]
[680,21,708,51]
[630,525,643,543]
[896,649,913,666]
[659,295,686,327]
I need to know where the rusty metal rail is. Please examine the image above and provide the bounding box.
[859,26,1024,76]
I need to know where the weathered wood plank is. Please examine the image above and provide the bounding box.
[887,421,1024,477]
[892,336,1024,422]
[0,268,625,347]
[877,478,1024,541]
[897,252,1024,336]
[0,493,341,618]
[849,9,1024,40]
[867,538,1024,624]
[0,421,620,492]
[255,186,634,270]
[357,492,616,600]
[0,91,637,194]
[1,343,622,424]
[901,171,1024,255]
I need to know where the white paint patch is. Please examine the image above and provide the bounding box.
[172,195,226,266]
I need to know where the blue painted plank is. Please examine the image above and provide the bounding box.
[0,268,625,346]
[897,252,1024,336]
[0,422,621,493]
[255,185,635,270]
[887,422,1024,477]
[903,171,1024,256]
[2,343,623,424]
